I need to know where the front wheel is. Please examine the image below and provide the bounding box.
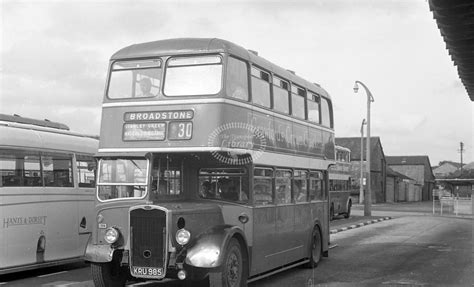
[209,238,247,287]
[91,261,128,287]
[304,226,322,268]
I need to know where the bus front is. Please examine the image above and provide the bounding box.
[86,42,252,286]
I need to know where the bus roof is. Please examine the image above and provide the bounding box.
[111,38,330,99]
[0,121,99,155]
[0,114,69,130]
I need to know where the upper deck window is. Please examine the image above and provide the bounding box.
[307,92,320,124]
[321,97,333,128]
[272,76,290,114]
[226,57,249,101]
[291,84,306,119]
[251,66,271,108]
[108,59,162,99]
[164,55,222,96]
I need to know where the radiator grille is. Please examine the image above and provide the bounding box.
[130,208,167,269]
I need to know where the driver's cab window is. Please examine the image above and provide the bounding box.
[150,158,181,201]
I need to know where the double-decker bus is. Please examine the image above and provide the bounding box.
[0,114,98,275]
[86,38,335,286]
[328,145,353,220]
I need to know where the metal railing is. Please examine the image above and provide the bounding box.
[432,193,472,216]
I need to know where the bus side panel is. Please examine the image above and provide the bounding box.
[43,188,80,261]
[310,201,329,251]
[1,188,48,268]
[294,203,313,259]
[251,206,276,275]
[273,205,299,264]
[76,188,95,256]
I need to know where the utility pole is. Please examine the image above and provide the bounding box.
[360,119,366,204]
[459,142,464,173]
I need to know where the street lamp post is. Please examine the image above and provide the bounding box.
[360,118,366,204]
[354,81,374,216]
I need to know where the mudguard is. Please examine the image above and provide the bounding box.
[84,236,114,263]
[184,224,247,268]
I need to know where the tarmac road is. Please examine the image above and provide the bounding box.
[2,202,472,286]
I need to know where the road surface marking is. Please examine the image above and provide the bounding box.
[329,244,338,249]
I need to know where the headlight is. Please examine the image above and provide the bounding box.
[104,227,120,244]
[176,228,191,245]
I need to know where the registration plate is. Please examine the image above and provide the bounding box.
[131,266,164,277]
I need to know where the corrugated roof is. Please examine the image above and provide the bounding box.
[387,166,414,180]
[386,155,435,181]
[429,0,474,101]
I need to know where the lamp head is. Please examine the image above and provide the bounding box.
[353,82,359,93]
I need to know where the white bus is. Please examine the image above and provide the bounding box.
[0,114,98,275]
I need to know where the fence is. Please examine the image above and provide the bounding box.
[432,194,472,216]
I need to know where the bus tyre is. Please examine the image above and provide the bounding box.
[209,238,247,287]
[305,227,322,269]
[344,201,352,218]
[91,262,128,287]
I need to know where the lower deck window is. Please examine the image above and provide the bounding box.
[199,168,248,203]
[254,168,274,205]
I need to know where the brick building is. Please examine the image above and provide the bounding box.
[335,137,387,203]
[386,156,435,201]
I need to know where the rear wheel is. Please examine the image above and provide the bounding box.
[209,238,247,287]
[344,201,352,218]
[91,261,128,287]
[305,226,322,268]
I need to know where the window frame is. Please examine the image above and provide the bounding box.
[106,58,163,100]
[291,83,307,119]
[225,56,250,102]
[253,167,274,206]
[307,91,321,124]
[250,65,272,109]
[163,54,224,97]
[272,75,290,114]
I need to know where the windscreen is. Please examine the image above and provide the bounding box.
[97,158,148,201]
[108,59,162,99]
[164,55,222,96]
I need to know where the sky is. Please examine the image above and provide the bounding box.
[1,0,473,166]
